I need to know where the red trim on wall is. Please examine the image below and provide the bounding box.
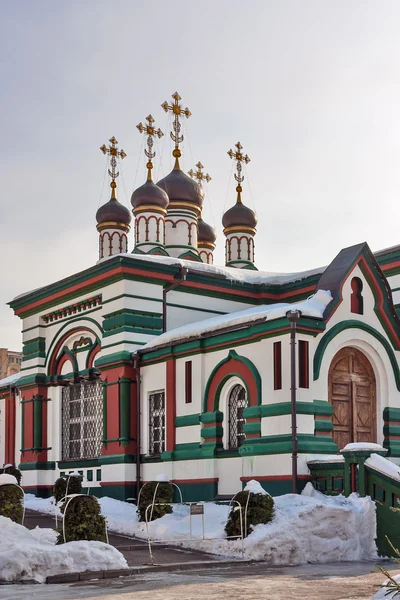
[4,389,16,465]
[205,356,258,412]
[172,477,219,484]
[48,326,97,375]
[166,359,176,452]
[87,344,101,369]
[56,353,73,376]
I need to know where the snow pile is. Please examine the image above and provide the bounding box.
[243,479,269,495]
[0,516,127,583]
[0,474,18,486]
[365,453,400,482]
[98,496,138,537]
[25,494,61,516]
[142,290,332,350]
[135,484,376,565]
[342,442,386,452]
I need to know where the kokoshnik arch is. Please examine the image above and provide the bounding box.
[2,92,400,500]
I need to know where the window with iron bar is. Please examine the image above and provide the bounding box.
[61,379,103,461]
[228,384,247,449]
[149,391,165,456]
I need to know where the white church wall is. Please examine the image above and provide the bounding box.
[387,273,400,291]
[175,354,204,416]
[140,363,166,455]
[176,425,201,445]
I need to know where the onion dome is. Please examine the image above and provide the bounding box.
[198,216,216,244]
[222,199,257,230]
[131,179,169,211]
[96,195,132,229]
[157,152,204,210]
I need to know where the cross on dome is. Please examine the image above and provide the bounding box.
[161,92,191,168]
[100,136,127,198]
[227,141,250,203]
[136,114,164,181]
[188,161,212,187]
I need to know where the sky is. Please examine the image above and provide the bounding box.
[1,0,400,350]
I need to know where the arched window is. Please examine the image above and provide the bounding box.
[228,384,247,449]
[351,277,364,315]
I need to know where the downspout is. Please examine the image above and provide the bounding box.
[162,267,188,333]
[133,352,142,501]
[286,309,301,494]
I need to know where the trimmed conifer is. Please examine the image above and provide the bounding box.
[137,481,173,522]
[225,489,274,539]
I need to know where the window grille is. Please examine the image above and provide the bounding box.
[149,391,165,456]
[228,384,247,449]
[61,379,103,461]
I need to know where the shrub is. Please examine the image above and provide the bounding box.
[57,495,107,544]
[225,489,274,539]
[53,474,82,504]
[0,483,23,523]
[1,465,22,485]
[137,481,173,522]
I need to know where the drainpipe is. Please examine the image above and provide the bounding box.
[162,267,188,333]
[286,309,301,494]
[133,352,141,502]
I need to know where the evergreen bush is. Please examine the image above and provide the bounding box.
[225,489,274,539]
[137,481,173,522]
[1,465,22,485]
[0,483,23,523]
[53,474,82,504]
[57,495,107,544]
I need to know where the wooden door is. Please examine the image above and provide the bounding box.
[328,347,376,448]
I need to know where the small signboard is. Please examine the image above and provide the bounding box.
[190,503,204,515]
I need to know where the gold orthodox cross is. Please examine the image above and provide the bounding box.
[227,142,250,202]
[100,136,127,198]
[188,161,212,187]
[161,92,191,165]
[136,114,164,180]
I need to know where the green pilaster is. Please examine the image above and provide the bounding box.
[33,395,43,452]
[119,377,131,445]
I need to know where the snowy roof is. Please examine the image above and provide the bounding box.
[140,289,333,352]
[99,253,326,286]
[0,372,21,389]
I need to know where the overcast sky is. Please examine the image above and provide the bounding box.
[1,0,400,350]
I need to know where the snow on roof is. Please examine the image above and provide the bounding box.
[99,253,326,286]
[0,372,21,389]
[140,289,333,352]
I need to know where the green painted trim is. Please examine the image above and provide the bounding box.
[175,414,200,427]
[383,424,400,436]
[243,421,261,434]
[95,351,132,368]
[98,454,136,465]
[119,377,131,445]
[58,458,99,469]
[103,326,161,338]
[383,407,400,422]
[201,426,223,439]
[244,400,333,419]
[239,434,338,456]
[45,318,103,368]
[19,461,56,471]
[200,411,224,424]
[23,337,46,358]
[313,320,400,390]
[203,349,262,413]
[314,419,333,432]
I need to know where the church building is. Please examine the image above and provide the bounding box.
[1,92,400,501]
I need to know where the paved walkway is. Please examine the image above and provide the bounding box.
[3,560,398,600]
[23,509,222,567]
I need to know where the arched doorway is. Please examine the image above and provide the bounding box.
[328,347,376,449]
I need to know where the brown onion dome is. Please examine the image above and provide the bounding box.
[222,198,257,230]
[198,217,216,244]
[96,197,132,226]
[157,167,204,209]
[131,179,169,211]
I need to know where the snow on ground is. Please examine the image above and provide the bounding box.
[372,575,400,599]
[0,516,127,583]
[365,453,400,482]
[142,290,332,350]
[25,493,61,516]
[25,484,377,566]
